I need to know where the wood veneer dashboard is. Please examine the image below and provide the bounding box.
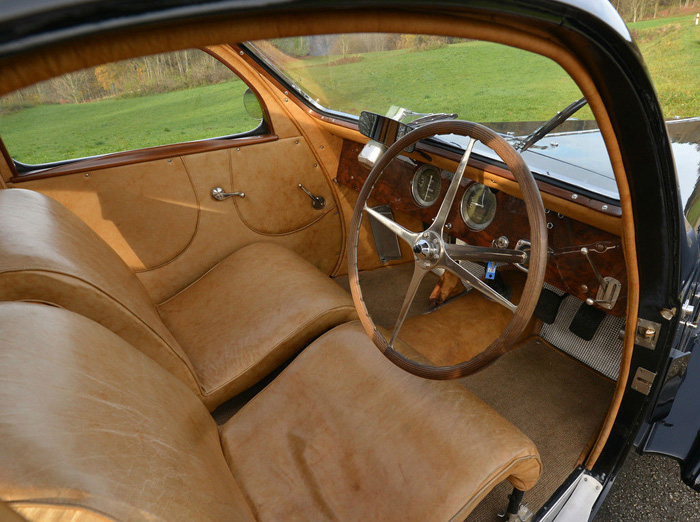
[337,140,627,317]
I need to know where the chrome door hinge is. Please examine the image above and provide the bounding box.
[635,318,661,350]
[631,367,656,395]
[680,300,698,329]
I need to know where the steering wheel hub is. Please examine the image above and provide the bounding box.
[412,232,443,267]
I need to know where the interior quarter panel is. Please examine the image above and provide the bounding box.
[212,44,418,275]
[10,137,343,304]
[9,157,199,271]
[2,43,351,303]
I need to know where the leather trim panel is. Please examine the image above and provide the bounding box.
[13,157,199,271]
[230,137,337,235]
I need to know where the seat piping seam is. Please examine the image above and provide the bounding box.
[0,268,201,389]
[449,454,543,521]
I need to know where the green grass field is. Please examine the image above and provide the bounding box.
[1,14,698,165]
[628,14,700,118]
[0,79,258,164]
[283,41,592,121]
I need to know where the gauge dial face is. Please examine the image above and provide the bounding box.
[460,183,497,231]
[411,166,442,207]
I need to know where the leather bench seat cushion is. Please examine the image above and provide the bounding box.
[220,321,542,522]
[0,302,255,522]
[158,241,357,408]
[0,189,357,410]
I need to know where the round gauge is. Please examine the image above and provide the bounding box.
[411,165,442,207]
[460,183,497,231]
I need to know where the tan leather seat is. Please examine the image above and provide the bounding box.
[158,242,357,405]
[0,303,541,522]
[0,188,356,409]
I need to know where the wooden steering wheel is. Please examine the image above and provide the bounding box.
[348,120,548,379]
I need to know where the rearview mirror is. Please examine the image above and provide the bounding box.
[358,111,415,153]
[243,88,264,120]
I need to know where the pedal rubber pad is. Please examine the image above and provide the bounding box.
[569,302,606,341]
[534,288,565,324]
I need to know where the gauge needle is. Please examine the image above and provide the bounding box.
[474,195,484,208]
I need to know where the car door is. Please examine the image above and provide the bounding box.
[636,225,700,492]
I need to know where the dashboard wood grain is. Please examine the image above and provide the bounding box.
[338,139,627,316]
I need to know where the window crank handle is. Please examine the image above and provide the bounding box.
[298,183,326,210]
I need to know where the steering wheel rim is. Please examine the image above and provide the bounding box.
[348,120,548,380]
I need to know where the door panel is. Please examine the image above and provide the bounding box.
[231,137,336,234]
[11,136,343,303]
[15,157,198,271]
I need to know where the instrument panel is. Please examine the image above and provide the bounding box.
[410,165,442,207]
[337,140,627,316]
[460,183,498,231]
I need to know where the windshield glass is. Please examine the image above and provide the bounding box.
[248,36,594,122]
[247,35,619,199]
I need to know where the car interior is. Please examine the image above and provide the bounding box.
[0,10,640,522]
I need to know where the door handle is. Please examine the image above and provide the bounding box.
[211,187,245,201]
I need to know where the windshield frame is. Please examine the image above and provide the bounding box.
[240,42,621,207]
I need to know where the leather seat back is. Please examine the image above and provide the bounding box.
[0,302,254,522]
[0,189,201,396]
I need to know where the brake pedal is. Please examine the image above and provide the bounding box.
[569,302,606,341]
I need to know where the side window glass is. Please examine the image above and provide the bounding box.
[0,49,264,166]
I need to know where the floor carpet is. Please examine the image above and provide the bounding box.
[334,263,439,329]
[462,339,615,520]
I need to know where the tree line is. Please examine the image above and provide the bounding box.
[1,49,235,113]
[613,0,698,23]
[271,34,459,59]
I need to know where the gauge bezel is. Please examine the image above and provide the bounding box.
[410,165,442,208]
[460,183,497,231]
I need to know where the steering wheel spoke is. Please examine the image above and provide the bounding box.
[428,138,476,234]
[388,262,427,348]
[444,243,527,265]
[363,204,417,245]
[442,255,517,313]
